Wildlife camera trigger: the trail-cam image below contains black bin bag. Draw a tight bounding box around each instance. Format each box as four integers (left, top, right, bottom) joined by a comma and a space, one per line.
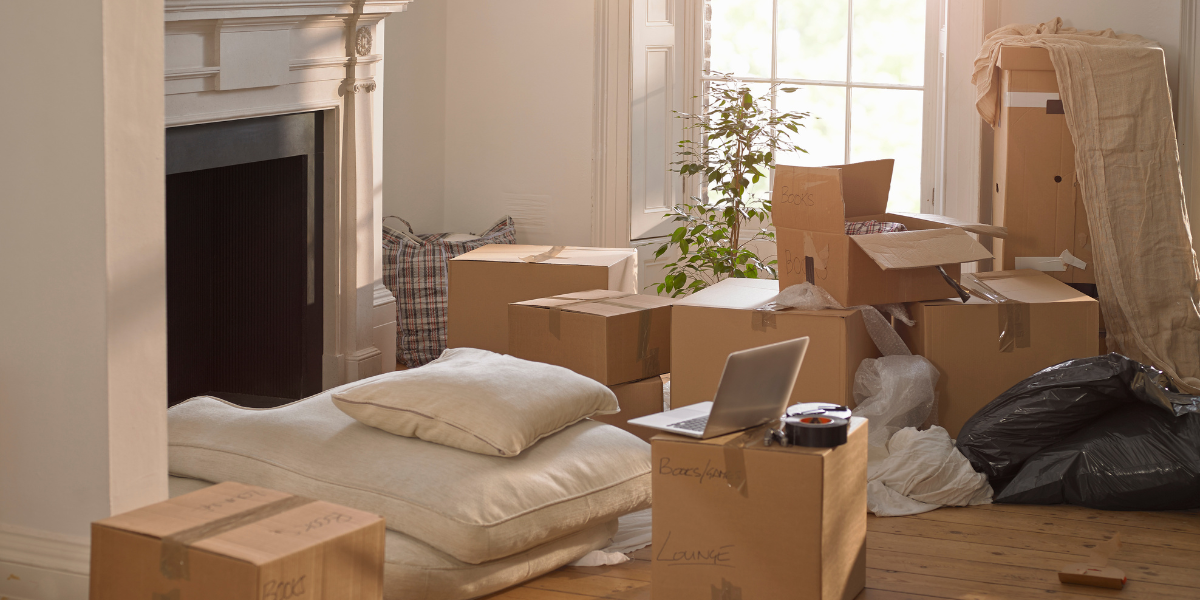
955, 354, 1200, 510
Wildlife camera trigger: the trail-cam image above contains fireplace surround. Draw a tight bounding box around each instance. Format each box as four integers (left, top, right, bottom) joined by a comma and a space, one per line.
165, 0, 409, 391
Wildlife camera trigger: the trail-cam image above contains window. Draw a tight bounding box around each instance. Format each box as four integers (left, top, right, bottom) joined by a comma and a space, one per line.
707, 0, 938, 213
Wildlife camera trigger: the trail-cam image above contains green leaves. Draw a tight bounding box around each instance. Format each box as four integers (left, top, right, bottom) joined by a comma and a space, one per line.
651, 72, 803, 297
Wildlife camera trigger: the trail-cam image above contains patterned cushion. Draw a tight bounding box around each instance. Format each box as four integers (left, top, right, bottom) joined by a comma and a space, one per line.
382, 217, 516, 367
845, 220, 908, 235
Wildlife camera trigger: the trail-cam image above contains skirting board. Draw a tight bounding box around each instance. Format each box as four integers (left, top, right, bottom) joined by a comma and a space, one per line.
0, 523, 89, 600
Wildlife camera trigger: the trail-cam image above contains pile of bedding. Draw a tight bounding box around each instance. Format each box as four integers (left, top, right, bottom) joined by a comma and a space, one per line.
168, 349, 652, 599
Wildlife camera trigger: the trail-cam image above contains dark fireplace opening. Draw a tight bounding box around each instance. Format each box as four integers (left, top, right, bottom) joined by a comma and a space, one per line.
166, 112, 324, 407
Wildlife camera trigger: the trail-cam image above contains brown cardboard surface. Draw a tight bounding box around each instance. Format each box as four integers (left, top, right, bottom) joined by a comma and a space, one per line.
992, 49, 1094, 285
90, 481, 385, 600
650, 418, 867, 600
591, 375, 667, 442
671, 278, 878, 408
773, 160, 994, 305
898, 270, 1099, 437
448, 245, 638, 354
508, 291, 672, 385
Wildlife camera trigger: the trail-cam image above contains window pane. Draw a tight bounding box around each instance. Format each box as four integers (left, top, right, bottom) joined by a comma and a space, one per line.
851, 0, 925, 86
775, 85, 846, 168
698, 82, 774, 204
849, 88, 923, 213
776, 0, 849, 82
709, 0, 773, 78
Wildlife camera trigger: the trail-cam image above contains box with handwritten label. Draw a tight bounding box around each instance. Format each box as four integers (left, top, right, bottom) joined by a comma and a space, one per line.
650, 418, 867, 600
90, 481, 385, 600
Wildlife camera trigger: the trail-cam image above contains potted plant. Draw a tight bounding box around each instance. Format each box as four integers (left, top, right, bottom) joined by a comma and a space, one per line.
654, 73, 809, 297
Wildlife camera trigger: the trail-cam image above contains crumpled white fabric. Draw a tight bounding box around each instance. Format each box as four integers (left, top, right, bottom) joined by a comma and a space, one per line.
867, 426, 992, 517
569, 508, 652, 566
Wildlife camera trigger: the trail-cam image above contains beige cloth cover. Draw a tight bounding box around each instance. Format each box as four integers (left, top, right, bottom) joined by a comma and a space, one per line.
168, 477, 615, 600
168, 391, 650, 565
974, 18, 1200, 393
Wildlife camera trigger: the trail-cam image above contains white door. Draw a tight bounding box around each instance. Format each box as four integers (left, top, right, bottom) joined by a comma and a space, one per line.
629, 0, 687, 241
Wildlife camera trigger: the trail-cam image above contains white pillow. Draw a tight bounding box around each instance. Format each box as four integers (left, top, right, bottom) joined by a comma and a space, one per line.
168, 390, 650, 564
331, 348, 620, 457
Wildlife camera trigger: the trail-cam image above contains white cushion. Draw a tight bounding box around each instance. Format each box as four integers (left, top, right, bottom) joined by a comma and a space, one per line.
168, 477, 614, 600
332, 348, 620, 457
168, 387, 650, 564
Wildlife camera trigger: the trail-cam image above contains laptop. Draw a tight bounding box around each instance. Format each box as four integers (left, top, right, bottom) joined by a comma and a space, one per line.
628, 337, 809, 439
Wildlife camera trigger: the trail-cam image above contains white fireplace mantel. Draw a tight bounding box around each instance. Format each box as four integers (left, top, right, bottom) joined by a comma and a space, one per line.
165, 0, 409, 387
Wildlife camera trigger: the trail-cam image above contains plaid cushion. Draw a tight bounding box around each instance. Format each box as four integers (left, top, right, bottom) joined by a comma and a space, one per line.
845, 220, 908, 235
383, 217, 516, 367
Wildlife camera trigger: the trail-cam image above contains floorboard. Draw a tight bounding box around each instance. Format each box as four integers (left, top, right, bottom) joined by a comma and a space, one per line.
481, 504, 1200, 599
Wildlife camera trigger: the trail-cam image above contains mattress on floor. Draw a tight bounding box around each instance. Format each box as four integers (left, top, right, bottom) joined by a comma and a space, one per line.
169, 477, 613, 600
168, 384, 651, 565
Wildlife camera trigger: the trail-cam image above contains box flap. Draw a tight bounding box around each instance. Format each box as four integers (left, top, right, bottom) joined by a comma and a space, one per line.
95, 482, 295, 539
888, 212, 1008, 239
970, 269, 1094, 304
674, 278, 858, 317
515, 291, 674, 317
850, 228, 993, 270
824, 160, 895, 218
770, 165, 846, 233
997, 45, 1054, 71
450, 244, 636, 267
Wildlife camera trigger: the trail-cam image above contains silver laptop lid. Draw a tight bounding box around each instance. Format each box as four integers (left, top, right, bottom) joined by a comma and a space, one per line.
702, 337, 809, 437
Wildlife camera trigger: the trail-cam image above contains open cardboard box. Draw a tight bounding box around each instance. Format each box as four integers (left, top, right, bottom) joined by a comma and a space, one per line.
773, 159, 1000, 306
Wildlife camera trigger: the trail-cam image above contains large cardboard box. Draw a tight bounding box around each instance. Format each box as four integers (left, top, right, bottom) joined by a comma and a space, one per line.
992, 46, 1095, 284
773, 159, 996, 306
509, 290, 672, 385
591, 375, 668, 442
672, 278, 879, 408
91, 481, 385, 600
651, 417, 867, 600
448, 245, 638, 354
897, 270, 1100, 438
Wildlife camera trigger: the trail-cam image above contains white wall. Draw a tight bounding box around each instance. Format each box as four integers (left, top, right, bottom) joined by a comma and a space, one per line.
383, 1, 448, 235
0, 0, 166, 594
997, 0, 1182, 113
384, 0, 598, 244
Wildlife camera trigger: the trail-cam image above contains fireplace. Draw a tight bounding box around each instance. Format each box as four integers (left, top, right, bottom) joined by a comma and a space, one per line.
166, 113, 324, 406
164, 0, 408, 402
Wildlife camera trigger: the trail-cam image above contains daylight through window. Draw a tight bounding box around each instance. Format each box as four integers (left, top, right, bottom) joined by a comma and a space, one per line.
707, 0, 930, 213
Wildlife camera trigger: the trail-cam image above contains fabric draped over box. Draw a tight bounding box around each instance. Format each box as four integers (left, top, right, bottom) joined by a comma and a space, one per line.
973, 18, 1200, 393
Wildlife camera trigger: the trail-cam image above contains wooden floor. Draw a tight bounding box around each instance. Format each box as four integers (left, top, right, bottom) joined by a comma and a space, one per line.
482, 503, 1200, 600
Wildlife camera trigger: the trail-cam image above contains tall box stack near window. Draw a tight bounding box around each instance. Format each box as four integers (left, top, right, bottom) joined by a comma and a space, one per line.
772, 160, 994, 306
992, 46, 1095, 284
651, 418, 868, 600
897, 270, 1100, 438
447, 245, 638, 354
671, 278, 879, 408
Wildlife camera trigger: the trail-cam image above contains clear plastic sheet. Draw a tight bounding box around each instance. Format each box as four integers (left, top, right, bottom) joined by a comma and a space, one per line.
852, 355, 940, 449
956, 354, 1200, 510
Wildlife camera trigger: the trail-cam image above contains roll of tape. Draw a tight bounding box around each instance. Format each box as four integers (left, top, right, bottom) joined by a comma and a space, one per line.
786, 403, 852, 420
783, 415, 849, 448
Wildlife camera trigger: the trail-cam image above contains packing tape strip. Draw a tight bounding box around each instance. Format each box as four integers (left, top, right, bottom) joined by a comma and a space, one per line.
545, 295, 662, 376
711, 578, 743, 600
750, 310, 777, 332
721, 423, 778, 498
783, 415, 849, 448
519, 245, 566, 263
962, 275, 1031, 352
160, 494, 316, 580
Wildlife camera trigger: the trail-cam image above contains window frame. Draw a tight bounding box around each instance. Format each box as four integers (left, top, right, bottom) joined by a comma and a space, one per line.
701, 0, 945, 214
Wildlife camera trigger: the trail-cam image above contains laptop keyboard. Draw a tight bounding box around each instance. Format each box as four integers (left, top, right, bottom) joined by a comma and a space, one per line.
668, 416, 709, 432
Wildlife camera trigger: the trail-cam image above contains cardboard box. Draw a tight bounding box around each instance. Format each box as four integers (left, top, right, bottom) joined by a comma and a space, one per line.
897, 270, 1100, 438
591, 375, 667, 442
448, 245, 638, 354
90, 481, 385, 600
651, 417, 867, 600
992, 46, 1095, 284
772, 159, 996, 306
671, 278, 879, 408
509, 290, 672, 385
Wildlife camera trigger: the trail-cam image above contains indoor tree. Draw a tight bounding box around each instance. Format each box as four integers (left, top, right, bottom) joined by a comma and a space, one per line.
654, 73, 809, 297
